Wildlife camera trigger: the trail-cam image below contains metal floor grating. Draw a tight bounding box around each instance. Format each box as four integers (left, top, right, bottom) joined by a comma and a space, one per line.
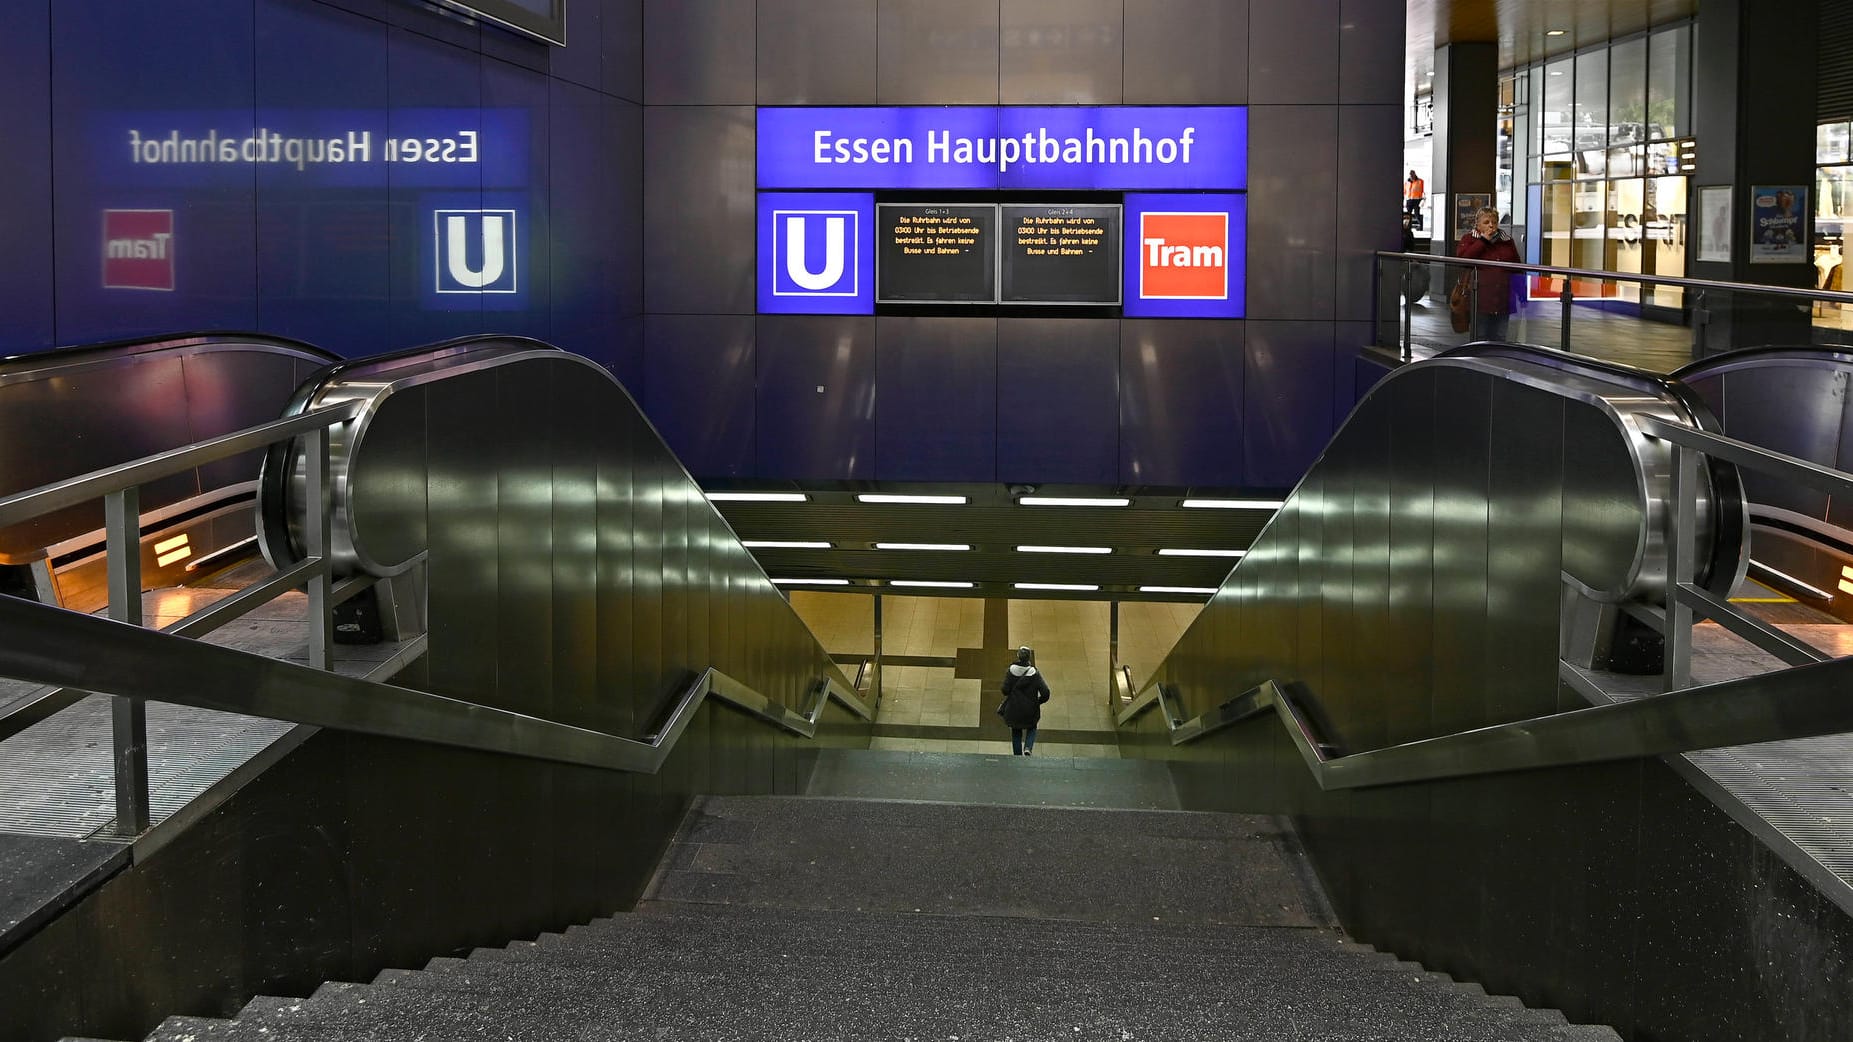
0, 697, 294, 839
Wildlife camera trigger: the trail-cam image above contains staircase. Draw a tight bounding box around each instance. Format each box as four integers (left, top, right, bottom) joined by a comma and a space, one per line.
97, 751, 1620, 1042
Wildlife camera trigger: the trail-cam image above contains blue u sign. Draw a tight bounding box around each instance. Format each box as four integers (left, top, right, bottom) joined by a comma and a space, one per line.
758, 192, 875, 314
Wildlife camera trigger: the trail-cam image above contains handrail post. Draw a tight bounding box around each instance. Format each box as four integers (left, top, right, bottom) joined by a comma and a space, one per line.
1664, 440, 1699, 691
1108, 599, 1120, 711
1559, 277, 1573, 352
1400, 261, 1415, 360
1691, 288, 1709, 357
303, 425, 333, 671
1469, 266, 1480, 339
105, 487, 150, 837
1370, 254, 1381, 345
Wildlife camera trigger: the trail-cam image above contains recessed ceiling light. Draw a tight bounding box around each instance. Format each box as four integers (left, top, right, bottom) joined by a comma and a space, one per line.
742, 540, 832, 549
1179, 498, 1285, 509
1139, 586, 1218, 595
875, 542, 971, 551
1156, 548, 1248, 557
708, 492, 808, 502
771, 577, 850, 585
1546, 28, 1567, 37
1018, 496, 1131, 507
1016, 545, 1112, 554
1014, 582, 1100, 591
889, 580, 975, 588
856, 494, 968, 504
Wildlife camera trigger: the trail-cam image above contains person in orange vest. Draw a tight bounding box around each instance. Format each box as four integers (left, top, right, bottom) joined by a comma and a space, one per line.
1405, 170, 1425, 228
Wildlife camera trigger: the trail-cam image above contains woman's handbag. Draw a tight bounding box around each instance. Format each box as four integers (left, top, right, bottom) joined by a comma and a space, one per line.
1448, 275, 1472, 333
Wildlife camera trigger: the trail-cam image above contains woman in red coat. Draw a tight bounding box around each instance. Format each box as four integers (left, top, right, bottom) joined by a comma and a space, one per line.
1456, 206, 1520, 342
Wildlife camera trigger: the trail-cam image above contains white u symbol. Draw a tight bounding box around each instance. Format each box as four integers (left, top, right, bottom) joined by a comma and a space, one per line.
785, 216, 845, 290
445, 214, 506, 289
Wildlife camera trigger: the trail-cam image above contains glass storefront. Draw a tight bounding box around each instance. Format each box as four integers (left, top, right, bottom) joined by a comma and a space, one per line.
1504, 24, 1695, 314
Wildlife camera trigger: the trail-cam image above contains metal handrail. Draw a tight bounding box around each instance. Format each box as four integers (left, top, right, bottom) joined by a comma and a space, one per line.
0, 592, 872, 773
1377, 250, 1853, 306
1118, 661, 1853, 790
0, 401, 359, 835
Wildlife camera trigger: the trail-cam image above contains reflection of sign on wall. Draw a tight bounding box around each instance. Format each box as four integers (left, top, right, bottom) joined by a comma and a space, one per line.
1139, 212, 1228, 300
757, 193, 876, 315
1750, 185, 1807, 264
434, 209, 518, 293
103, 209, 174, 290
774, 210, 860, 297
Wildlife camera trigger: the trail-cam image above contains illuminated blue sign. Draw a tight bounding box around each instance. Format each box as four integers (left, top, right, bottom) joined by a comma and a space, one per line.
1122, 194, 1246, 318
757, 107, 1247, 191
757, 192, 876, 315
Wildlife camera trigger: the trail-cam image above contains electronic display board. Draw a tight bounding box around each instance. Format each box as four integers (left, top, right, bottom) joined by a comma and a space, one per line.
877, 203, 997, 304
1000, 204, 1121, 305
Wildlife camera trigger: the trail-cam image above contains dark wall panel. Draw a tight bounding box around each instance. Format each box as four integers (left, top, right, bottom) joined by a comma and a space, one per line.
877, 0, 1001, 104
549, 80, 628, 369
643, 314, 756, 476
876, 316, 998, 481
643, 0, 756, 105
1250, 0, 1340, 104
0, 2, 53, 353
52, 1, 260, 345
1339, 0, 1403, 104
643, 105, 755, 315
1246, 321, 1335, 488
999, 0, 1124, 104
756, 315, 878, 479
997, 318, 1120, 484
758, 0, 879, 104
478, 54, 554, 343
1247, 105, 1338, 321
1122, 0, 1249, 104
604, 0, 644, 102
1337, 107, 1403, 322
1120, 320, 1244, 486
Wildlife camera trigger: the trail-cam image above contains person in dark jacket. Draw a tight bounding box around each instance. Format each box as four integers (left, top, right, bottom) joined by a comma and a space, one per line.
999, 646, 1051, 756
1455, 206, 1521, 342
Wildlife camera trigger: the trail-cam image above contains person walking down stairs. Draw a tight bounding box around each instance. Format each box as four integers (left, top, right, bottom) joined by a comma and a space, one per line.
999, 645, 1051, 756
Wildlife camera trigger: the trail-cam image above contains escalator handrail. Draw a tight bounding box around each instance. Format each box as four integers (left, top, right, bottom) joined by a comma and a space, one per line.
0, 330, 337, 372
0, 592, 875, 773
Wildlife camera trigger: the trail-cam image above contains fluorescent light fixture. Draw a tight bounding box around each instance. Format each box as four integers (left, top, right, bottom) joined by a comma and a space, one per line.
1180, 499, 1285, 509
155, 547, 192, 568
1017, 496, 1130, 507
771, 578, 850, 585
856, 493, 968, 504
1840, 579, 1853, 597
1157, 548, 1248, 558
708, 492, 808, 502
742, 540, 832, 549
154, 534, 190, 554
1748, 559, 1834, 601
1139, 586, 1217, 595
1014, 582, 1099, 591
1016, 545, 1112, 554
1545, 28, 1566, 36
875, 542, 971, 551
1842, 564, 1853, 580
889, 580, 975, 588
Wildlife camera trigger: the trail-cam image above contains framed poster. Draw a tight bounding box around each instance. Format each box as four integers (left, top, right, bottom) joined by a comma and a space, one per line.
1454, 193, 1492, 237
1749, 185, 1807, 264
1697, 186, 1732, 263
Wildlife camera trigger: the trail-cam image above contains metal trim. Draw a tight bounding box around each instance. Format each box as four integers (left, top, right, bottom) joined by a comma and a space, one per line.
1376, 250, 1853, 305
1142, 659, 1853, 791
0, 594, 870, 776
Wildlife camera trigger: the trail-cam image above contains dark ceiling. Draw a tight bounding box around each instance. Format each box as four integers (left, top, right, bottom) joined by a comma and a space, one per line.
1405, 0, 1698, 82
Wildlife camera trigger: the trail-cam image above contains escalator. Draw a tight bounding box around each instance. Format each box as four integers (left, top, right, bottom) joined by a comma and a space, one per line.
3, 340, 1852, 1040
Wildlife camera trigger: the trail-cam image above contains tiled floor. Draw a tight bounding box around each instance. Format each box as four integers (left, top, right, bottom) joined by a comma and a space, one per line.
786, 593, 1206, 758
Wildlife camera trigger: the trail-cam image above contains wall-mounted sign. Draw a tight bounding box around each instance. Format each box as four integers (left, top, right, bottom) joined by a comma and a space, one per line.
1121, 194, 1245, 318
757, 192, 877, 315
1697, 185, 1732, 263
1453, 193, 1492, 238
757, 107, 1247, 191
419, 193, 528, 309
1750, 185, 1807, 264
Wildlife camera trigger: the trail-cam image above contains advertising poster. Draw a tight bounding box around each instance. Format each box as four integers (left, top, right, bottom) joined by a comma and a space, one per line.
1453, 193, 1491, 238
1750, 185, 1807, 264
1697, 186, 1732, 263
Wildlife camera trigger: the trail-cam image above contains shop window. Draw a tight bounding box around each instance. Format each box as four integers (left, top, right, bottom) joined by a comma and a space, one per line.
1647, 25, 1690, 141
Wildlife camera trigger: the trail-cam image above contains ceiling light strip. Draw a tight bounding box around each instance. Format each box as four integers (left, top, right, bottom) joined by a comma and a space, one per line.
1013, 582, 1099, 591
1179, 498, 1284, 509
874, 542, 972, 551
1139, 586, 1218, 595
1156, 548, 1248, 557
889, 580, 975, 588
742, 540, 833, 549
857, 494, 968, 504
1017, 496, 1130, 507
1016, 545, 1112, 554
771, 578, 851, 586
708, 492, 808, 502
